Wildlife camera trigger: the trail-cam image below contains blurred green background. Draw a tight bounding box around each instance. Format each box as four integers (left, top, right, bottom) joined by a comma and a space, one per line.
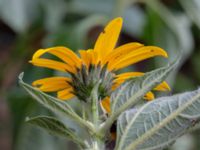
0, 0, 200, 150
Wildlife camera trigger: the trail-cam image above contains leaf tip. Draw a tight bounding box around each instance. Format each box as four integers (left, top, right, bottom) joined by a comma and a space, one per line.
25, 116, 30, 122
18, 72, 24, 81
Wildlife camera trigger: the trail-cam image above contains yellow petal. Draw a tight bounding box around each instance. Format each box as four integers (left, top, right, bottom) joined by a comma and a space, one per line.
32, 47, 81, 70
101, 97, 111, 113
112, 72, 144, 90
79, 50, 90, 67
32, 47, 81, 65
32, 77, 71, 92
87, 50, 98, 65
57, 88, 74, 100
154, 81, 171, 91
115, 72, 144, 82
144, 91, 155, 100
79, 49, 98, 67
102, 42, 144, 65
109, 46, 168, 70
94, 17, 123, 61
30, 58, 76, 73
33, 77, 71, 85
38, 84, 70, 92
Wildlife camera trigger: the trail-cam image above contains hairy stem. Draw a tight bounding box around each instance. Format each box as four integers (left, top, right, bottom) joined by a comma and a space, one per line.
88, 83, 104, 149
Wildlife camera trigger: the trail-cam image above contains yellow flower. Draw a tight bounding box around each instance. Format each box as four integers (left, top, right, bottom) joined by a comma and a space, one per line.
30, 17, 170, 113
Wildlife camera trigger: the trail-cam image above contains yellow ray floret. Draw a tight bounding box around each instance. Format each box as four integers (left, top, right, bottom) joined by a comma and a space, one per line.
102, 42, 144, 66
32, 77, 71, 92
144, 92, 155, 100
108, 46, 168, 70
57, 88, 74, 100
94, 17, 122, 61
30, 58, 75, 73
30, 47, 81, 73
79, 49, 98, 67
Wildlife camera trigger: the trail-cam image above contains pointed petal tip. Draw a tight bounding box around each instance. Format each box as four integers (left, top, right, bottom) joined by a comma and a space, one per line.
152, 47, 168, 58
115, 17, 123, 22
112, 17, 123, 25
152, 81, 171, 92
163, 51, 168, 58
144, 92, 155, 101
163, 82, 171, 91
154, 47, 168, 58
156, 47, 168, 58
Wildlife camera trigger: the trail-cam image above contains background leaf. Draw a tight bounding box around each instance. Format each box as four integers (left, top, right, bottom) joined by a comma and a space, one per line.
179, 0, 200, 29
0, 0, 39, 33
15, 124, 73, 150
144, 0, 194, 86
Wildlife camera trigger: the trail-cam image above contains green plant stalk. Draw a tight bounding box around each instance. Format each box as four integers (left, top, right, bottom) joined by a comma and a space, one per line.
82, 101, 86, 120
92, 92, 99, 127
89, 85, 104, 150
69, 110, 96, 134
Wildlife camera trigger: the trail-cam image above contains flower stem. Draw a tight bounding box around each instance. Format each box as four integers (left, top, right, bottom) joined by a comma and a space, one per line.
89, 83, 105, 149
92, 92, 99, 127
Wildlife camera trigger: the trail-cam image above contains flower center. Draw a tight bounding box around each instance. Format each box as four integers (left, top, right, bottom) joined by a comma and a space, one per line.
69, 64, 114, 102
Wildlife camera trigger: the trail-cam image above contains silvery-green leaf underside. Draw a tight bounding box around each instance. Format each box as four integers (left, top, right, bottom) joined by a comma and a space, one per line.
116, 88, 200, 150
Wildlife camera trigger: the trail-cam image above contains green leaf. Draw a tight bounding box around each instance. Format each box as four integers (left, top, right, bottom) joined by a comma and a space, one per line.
116, 88, 200, 150
26, 116, 87, 148
18, 73, 76, 117
26, 116, 75, 138
111, 62, 177, 114
18, 73, 94, 133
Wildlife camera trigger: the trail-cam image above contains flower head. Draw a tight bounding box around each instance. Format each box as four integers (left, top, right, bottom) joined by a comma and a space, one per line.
30, 17, 170, 113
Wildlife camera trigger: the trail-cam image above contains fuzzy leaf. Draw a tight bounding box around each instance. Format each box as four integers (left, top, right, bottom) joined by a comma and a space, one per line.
111, 62, 177, 114
18, 73, 76, 117
26, 116, 87, 148
18, 73, 93, 133
26, 116, 75, 138
116, 88, 200, 150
